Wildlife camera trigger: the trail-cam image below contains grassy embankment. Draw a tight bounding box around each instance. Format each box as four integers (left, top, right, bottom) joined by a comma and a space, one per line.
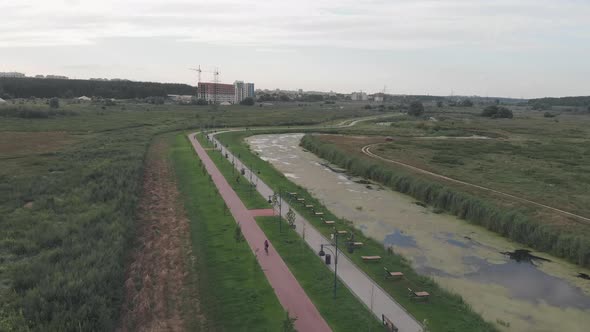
214, 130, 497, 332
0, 101, 376, 331
200, 135, 270, 209
171, 133, 284, 330
197, 132, 383, 331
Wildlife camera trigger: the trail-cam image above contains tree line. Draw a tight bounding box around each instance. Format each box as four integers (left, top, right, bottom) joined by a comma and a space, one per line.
0, 78, 195, 99
528, 96, 590, 107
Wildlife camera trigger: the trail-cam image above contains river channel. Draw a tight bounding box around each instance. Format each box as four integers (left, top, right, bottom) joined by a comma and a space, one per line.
246, 133, 590, 332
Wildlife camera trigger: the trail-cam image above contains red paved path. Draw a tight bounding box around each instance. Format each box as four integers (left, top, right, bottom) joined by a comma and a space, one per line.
250, 208, 276, 217
188, 134, 332, 332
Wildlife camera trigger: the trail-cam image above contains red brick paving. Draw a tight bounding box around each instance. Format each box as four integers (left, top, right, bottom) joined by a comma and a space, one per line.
250, 208, 276, 217
188, 134, 332, 332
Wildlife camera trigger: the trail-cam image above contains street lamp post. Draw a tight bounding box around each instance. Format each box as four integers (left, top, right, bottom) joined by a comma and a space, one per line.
318, 230, 339, 299
249, 164, 253, 196
279, 187, 282, 233
271, 190, 283, 233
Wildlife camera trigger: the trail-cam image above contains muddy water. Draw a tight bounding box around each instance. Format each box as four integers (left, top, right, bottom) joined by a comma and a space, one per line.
247, 133, 590, 332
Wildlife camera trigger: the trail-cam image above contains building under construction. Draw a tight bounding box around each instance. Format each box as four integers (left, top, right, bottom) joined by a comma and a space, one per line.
197, 82, 235, 104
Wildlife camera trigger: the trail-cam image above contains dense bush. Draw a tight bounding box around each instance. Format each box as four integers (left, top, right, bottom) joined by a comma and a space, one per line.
408, 101, 424, 117
240, 97, 255, 106
459, 99, 474, 107
49, 98, 59, 108
300, 134, 590, 268
481, 105, 513, 118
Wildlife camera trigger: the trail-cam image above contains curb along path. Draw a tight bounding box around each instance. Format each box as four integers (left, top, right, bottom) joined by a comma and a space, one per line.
188, 134, 332, 332
208, 132, 423, 332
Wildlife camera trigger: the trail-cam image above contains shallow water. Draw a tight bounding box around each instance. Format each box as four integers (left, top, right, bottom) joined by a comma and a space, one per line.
247, 133, 590, 332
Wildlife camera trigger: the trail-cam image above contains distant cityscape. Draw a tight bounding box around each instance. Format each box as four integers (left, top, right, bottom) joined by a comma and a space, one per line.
0, 71, 523, 104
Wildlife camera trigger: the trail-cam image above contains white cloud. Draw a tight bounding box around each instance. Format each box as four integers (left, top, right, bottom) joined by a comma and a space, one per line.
1, 0, 589, 50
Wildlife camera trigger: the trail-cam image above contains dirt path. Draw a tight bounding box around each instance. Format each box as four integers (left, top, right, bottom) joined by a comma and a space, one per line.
362, 143, 590, 224
188, 133, 332, 332
118, 138, 205, 331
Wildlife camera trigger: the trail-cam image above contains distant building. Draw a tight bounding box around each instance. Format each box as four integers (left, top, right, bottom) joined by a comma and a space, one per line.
0, 72, 25, 78
77, 96, 92, 102
372, 93, 385, 102
34, 75, 45, 79
351, 92, 368, 101
167, 94, 194, 104
244, 83, 255, 99
234, 81, 244, 103
233, 81, 255, 103
46, 75, 69, 79
198, 82, 235, 104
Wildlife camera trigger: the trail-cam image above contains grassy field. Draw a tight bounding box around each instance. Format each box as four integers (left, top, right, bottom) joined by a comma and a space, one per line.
171, 134, 285, 331
321, 107, 590, 219
0, 100, 377, 330
195, 131, 385, 331
306, 107, 590, 268
215, 130, 497, 332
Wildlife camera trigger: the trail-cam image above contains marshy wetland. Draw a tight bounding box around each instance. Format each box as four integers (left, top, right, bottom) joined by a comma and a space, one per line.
247, 133, 590, 332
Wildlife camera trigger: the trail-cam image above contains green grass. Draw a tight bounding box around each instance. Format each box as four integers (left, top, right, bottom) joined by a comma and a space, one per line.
193, 130, 383, 331
257, 216, 383, 332
376, 137, 590, 218
0, 100, 378, 330
171, 133, 284, 331
214, 130, 497, 332
196, 133, 270, 209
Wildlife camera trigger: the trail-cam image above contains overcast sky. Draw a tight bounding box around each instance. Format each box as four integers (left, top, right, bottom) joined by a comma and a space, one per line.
1, 0, 589, 98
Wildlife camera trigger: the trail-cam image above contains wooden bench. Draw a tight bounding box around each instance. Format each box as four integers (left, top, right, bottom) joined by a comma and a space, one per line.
323, 220, 335, 225
288, 192, 298, 196
382, 314, 399, 332
408, 288, 430, 301
361, 256, 382, 262
305, 204, 314, 209
296, 198, 305, 203
314, 212, 324, 216
336, 230, 348, 235
384, 267, 403, 279
352, 242, 364, 247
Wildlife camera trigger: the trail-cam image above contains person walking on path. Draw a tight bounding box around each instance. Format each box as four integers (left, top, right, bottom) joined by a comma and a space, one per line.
264, 239, 269, 255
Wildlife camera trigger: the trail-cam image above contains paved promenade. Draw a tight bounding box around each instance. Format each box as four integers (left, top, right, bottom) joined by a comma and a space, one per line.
210, 132, 423, 332
188, 134, 332, 332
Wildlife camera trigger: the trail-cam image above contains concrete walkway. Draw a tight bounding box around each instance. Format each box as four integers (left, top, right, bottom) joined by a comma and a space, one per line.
208, 132, 423, 332
188, 134, 331, 332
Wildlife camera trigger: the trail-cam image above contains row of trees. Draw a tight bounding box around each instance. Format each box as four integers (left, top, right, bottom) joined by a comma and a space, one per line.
299, 135, 590, 268
0, 78, 194, 99
528, 96, 590, 107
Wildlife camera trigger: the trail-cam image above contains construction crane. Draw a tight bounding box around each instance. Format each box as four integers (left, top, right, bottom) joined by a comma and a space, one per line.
189, 65, 203, 83
189, 66, 221, 105
189, 65, 220, 84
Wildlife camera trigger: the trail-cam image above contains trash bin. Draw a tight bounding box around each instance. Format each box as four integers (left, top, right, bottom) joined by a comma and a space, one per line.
325, 254, 331, 265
